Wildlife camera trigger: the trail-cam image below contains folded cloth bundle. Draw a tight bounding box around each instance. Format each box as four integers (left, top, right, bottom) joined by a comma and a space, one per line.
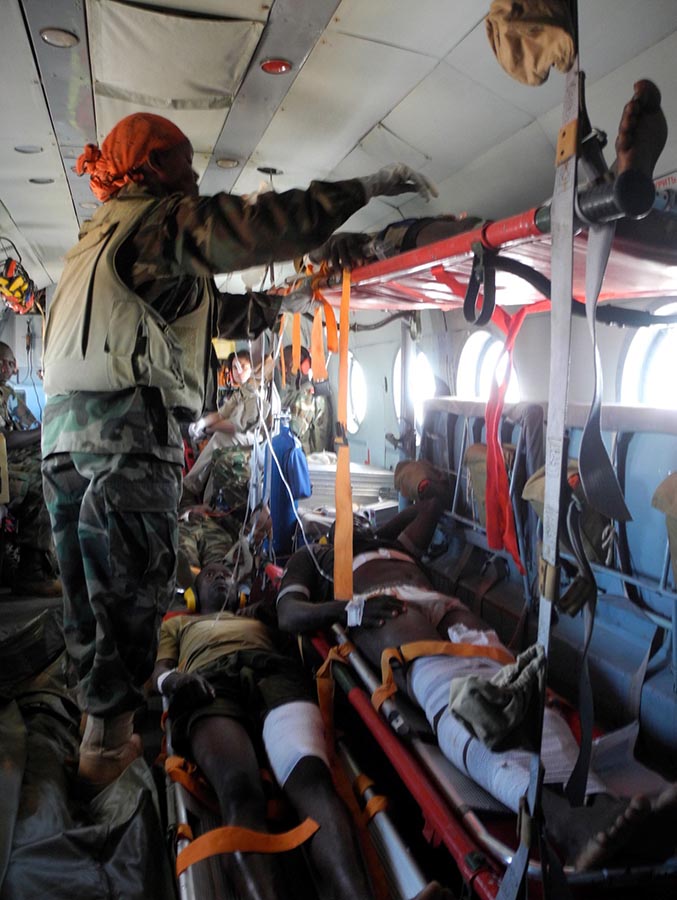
449, 643, 545, 750
485, 0, 575, 86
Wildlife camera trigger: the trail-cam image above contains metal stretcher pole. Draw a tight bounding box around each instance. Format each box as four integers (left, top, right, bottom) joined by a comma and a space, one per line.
337, 740, 427, 900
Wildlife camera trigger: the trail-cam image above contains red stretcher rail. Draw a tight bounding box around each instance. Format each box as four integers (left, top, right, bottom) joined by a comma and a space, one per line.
310, 634, 504, 900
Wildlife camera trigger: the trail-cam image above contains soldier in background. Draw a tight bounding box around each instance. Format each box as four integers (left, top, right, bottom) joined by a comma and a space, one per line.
0, 341, 59, 596
280, 345, 334, 456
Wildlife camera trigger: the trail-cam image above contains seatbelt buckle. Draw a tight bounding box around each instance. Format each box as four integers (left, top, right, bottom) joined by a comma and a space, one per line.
538, 555, 560, 602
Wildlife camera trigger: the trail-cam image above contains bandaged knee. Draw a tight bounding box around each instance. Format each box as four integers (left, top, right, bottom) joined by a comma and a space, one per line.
262, 701, 329, 786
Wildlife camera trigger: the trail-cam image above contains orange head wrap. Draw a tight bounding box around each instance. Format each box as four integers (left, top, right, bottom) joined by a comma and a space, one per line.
76, 113, 189, 202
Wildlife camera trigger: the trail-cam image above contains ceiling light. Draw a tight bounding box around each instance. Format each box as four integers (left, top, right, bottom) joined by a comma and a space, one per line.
40, 28, 80, 48
260, 58, 292, 75
216, 158, 239, 169
15, 145, 43, 154
29, 177, 54, 185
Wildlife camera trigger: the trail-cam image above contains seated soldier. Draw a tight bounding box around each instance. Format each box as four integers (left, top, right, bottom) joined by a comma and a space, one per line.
0, 341, 59, 595
277, 499, 677, 872
183, 349, 268, 506
280, 345, 333, 456
153, 560, 374, 900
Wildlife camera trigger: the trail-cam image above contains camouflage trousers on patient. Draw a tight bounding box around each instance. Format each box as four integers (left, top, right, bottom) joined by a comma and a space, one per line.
206, 445, 252, 514
178, 512, 240, 570
8, 443, 55, 556
42, 451, 182, 717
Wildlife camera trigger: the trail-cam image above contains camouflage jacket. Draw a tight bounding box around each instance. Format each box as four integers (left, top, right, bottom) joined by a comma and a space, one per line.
43, 178, 366, 462
0, 384, 39, 432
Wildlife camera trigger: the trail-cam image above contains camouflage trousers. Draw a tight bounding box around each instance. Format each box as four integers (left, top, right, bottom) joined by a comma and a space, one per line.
8, 443, 54, 554
178, 512, 240, 570
42, 451, 182, 716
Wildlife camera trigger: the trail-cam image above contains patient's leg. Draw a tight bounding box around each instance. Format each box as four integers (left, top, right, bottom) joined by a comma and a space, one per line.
614, 79, 667, 179
190, 715, 290, 900
285, 756, 374, 900
263, 701, 373, 899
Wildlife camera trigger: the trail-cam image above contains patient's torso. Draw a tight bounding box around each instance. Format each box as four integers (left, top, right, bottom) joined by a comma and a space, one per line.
170, 613, 275, 673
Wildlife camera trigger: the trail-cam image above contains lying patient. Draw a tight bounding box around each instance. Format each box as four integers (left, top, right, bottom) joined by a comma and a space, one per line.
277, 499, 677, 871
153, 561, 449, 900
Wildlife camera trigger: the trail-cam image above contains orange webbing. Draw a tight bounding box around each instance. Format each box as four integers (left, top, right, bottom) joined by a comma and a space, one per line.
310, 305, 328, 381
354, 774, 375, 797
175, 818, 320, 876
363, 795, 388, 824
372, 640, 515, 711
279, 314, 287, 387
176, 823, 194, 842
315, 642, 353, 751
333, 268, 354, 602
292, 313, 301, 374
165, 755, 220, 815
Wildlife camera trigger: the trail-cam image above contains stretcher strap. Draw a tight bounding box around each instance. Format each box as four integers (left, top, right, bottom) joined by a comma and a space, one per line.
316, 642, 353, 750
165, 755, 220, 815
363, 795, 388, 824
372, 640, 515, 711
310, 305, 328, 381
279, 314, 287, 387
175, 818, 320, 876
333, 268, 354, 602
292, 313, 301, 374
354, 774, 375, 797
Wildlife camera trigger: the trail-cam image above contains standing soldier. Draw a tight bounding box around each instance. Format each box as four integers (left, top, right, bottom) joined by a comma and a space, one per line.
40, 112, 435, 786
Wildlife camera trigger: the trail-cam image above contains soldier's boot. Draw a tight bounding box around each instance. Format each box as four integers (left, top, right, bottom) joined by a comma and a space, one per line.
78, 711, 143, 787
13, 547, 62, 597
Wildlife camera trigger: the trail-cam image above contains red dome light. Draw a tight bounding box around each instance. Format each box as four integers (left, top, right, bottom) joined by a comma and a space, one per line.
260, 58, 292, 75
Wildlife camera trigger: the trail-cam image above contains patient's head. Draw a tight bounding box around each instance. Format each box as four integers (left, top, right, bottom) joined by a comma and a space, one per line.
195, 562, 238, 613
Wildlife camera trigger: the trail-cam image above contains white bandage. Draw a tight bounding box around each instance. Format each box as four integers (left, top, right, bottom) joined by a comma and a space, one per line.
345, 597, 365, 627
262, 702, 329, 786
156, 669, 177, 695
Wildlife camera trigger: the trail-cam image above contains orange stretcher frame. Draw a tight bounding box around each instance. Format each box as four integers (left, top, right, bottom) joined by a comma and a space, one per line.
316, 207, 677, 311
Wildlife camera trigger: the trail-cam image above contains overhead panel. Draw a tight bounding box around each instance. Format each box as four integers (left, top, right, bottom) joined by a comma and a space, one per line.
132, 0, 269, 20
0, 0, 79, 287
242, 30, 438, 184
327, 0, 483, 59
87, 0, 264, 177
382, 62, 532, 186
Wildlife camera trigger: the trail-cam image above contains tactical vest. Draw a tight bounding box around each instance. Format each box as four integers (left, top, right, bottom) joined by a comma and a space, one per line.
43, 193, 212, 419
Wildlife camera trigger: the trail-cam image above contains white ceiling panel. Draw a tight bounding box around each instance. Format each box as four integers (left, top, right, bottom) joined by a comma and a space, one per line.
0, 0, 78, 286
406, 122, 557, 223
537, 31, 677, 180
328, 0, 483, 59
88, 0, 263, 154
330, 124, 430, 180
248, 30, 438, 178
134, 0, 270, 21
382, 62, 533, 185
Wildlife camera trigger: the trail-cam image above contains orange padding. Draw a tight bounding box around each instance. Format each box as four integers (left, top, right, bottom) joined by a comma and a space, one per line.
165, 755, 220, 815
175, 817, 320, 876
372, 640, 516, 711
363, 795, 388, 824
354, 773, 374, 797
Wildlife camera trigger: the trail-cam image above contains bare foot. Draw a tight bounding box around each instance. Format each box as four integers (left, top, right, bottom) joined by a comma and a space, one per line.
615, 79, 668, 179
574, 783, 677, 872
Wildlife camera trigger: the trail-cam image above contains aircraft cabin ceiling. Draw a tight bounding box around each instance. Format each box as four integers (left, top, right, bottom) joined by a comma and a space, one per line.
1, 0, 676, 291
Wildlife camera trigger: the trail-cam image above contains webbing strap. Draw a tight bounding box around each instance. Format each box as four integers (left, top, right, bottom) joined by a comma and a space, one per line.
578, 224, 631, 521
372, 640, 515, 711
292, 313, 302, 374
175, 818, 320, 876
278, 314, 287, 387
315, 643, 353, 750
310, 305, 328, 381
165, 755, 220, 815
363, 795, 388, 823
333, 269, 354, 602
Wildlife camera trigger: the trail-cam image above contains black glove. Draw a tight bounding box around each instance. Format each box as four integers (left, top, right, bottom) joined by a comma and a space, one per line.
308, 232, 372, 271
279, 283, 317, 315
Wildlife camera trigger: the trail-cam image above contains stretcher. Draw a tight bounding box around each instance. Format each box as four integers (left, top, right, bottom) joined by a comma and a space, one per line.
306, 626, 677, 899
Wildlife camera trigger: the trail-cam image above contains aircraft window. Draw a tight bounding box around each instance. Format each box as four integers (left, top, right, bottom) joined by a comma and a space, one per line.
457, 331, 520, 401
347, 351, 367, 433
392, 349, 437, 429
620, 302, 677, 407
